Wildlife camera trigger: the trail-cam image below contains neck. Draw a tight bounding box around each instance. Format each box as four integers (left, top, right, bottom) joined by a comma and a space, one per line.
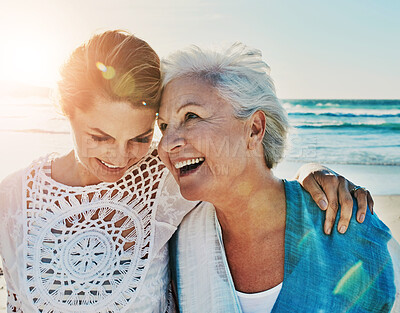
215, 170, 286, 241
52, 151, 101, 187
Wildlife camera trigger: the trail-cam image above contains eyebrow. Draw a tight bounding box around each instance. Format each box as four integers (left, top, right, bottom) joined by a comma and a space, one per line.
89, 127, 154, 139
177, 102, 203, 114
158, 102, 203, 121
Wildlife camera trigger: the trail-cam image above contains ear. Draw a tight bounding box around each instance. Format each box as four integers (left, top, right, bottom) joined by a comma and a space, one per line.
248, 110, 266, 150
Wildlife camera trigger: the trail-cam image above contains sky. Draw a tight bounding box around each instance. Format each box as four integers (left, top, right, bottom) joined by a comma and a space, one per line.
0, 0, 399, 99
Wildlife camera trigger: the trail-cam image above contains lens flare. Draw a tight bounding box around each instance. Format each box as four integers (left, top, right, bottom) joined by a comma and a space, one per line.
96, 62, 107, 72
96, 62, 116, 80
111, 74, 135, 97
102, 66, 116, 80
333, 260, 364, 295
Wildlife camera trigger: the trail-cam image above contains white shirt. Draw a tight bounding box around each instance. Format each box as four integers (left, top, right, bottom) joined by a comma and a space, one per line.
0, 148, 196, 312
237, 282, 283, 313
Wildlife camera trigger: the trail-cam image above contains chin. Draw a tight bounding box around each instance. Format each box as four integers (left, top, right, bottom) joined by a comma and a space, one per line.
99, 176, 121, 183
178, 184, 206, 202
98, 172, 126, 183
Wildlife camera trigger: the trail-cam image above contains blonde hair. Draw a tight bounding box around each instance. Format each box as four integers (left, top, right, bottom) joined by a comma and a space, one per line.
58, 30, 161, 117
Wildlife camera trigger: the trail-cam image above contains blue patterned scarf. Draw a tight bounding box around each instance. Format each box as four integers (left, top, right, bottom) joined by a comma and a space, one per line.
170, 180, 400, 312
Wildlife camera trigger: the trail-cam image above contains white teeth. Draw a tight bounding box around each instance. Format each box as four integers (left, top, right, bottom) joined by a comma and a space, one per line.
174, 157, 204, 169
100, 160, 122, 169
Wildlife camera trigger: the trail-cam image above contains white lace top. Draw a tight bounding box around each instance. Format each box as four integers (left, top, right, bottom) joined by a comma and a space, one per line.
0, 148, 196, 313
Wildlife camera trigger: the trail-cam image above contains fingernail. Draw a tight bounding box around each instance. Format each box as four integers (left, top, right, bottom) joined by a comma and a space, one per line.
325, 225, 331, 235
359, 214, 365, 223
319, 199, 328, 210
339, 225, 347, 234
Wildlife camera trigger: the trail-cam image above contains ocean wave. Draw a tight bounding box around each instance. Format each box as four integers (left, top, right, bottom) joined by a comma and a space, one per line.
282, 100, 400, 116
284, 106, 400, 116
285, 157, 400, 166
283, 99, 400, 108
0, 96, 52, 106
289, 112, 400, 118
0, 129, 70, 135
0, 115, 27, 119
295, 123, 400, 131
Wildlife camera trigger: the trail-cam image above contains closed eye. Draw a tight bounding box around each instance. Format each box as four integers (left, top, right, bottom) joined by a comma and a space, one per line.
130, 135, 152, 143
91, 135, 110, 142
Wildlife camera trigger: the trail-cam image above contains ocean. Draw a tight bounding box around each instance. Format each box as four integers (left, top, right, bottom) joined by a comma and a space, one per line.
0, 97, 399, 194
283, 99, 400, 166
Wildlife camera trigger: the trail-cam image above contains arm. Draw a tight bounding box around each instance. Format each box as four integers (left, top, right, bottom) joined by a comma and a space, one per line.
295, 163, 374, 235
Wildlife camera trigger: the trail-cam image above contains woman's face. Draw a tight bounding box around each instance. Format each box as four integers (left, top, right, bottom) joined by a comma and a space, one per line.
69, 97, 156, 184
158, 77, 250, 202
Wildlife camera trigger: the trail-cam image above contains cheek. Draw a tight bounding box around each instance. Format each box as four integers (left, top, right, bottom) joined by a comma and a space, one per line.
130, 142, 152, 159
135, 143, 151, 159
73, 135, 107, 159
157, 144, 173, 170
201, 132, 241, 161
206, 134, 247, 177
157, 144, 166, 163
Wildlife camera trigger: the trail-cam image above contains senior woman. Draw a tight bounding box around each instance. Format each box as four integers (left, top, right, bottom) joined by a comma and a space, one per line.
158, 43, 400, 312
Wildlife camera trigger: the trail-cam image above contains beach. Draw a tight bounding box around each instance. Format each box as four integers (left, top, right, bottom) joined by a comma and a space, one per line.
0, 98, 399, 310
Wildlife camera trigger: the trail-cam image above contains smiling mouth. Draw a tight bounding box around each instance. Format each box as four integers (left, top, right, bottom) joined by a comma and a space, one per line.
96, 158, 125, 171
174, 157, 205, 176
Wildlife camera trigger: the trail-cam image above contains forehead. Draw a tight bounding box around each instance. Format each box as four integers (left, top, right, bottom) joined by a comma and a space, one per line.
160, 77, 225, 114
74, 98, 156, 133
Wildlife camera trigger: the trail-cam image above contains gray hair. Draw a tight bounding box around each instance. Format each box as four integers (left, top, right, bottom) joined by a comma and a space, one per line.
161, 42, 289, 168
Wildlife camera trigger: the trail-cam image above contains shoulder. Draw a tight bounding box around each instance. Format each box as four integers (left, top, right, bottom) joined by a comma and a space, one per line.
284, 179, 396, 260
0, 168, 25, 192
284, 180, 398, 269
156, 171, 200, 225
284, 180, 322, 225
0, 165, 28, 228
0, 154, 52, 199
283, 181, 398, 308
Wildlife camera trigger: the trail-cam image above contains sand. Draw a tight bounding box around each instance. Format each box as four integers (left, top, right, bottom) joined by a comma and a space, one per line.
0, 195, 399, 311
374, 195, 400, 242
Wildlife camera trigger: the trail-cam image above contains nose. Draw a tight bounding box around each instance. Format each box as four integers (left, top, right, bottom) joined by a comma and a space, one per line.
105, 143, 131, 167
159, 127, 186, 154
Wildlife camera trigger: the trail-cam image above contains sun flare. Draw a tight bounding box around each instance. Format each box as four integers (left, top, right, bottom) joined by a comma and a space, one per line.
0, 37, 61, 87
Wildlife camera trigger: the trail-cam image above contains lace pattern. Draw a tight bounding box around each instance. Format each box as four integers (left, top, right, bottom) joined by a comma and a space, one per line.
22, 149, 168, 312
7, 291, 22, 313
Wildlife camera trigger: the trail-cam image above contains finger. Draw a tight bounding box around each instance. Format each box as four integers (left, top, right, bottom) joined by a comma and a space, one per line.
367, 191, 374, 214
354, 189, 368, 223
336, 176, 354, 233
314, 173, 339, 235
301, 174, 328, 211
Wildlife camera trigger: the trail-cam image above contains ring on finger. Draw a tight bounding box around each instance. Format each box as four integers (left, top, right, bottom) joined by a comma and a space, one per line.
350, 185, 367, 195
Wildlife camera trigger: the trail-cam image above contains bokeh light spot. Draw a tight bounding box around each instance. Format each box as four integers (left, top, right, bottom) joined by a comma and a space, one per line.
96, 62, 107, 72
111, 74, 135, 97
102, 66, 116, 80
